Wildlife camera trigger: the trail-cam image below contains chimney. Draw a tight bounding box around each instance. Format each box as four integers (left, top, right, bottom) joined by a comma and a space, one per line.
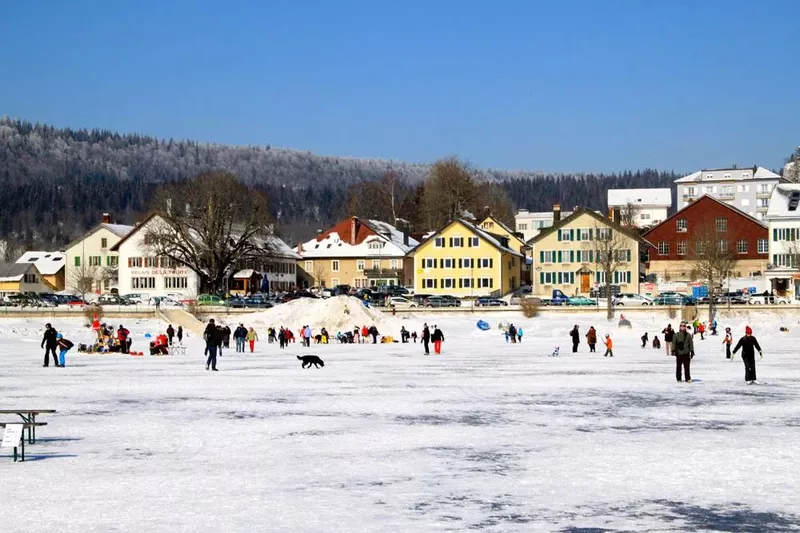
553, 204, 561, 223
612, 207, 621, 223
608, 207, 614, 220
102, 213, 111, 224
351, 217, 359, 244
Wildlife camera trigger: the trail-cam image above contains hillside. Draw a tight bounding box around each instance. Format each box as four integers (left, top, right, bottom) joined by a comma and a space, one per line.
0, 117, 681, 257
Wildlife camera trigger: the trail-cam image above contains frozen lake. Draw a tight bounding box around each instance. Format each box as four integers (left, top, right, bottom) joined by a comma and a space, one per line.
2, 312, 800, 532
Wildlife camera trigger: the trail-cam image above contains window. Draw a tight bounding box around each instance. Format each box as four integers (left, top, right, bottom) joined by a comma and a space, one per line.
758, 239, 768, 254
483, 222, 495, 229
542, 251, 555, 263
128, 257, 142, 268
104, 279, 110, 290
773, 228, 798, 241
460, 258, 475, 269
742, 172, 751, 178
685, 186, 696, 197
460, 278, 473, 288
758, 198, 769, 208
477, 278, 494, 288
422, 258, 436, 269
331, 260, 340, 272
478, 258, 493, 268
737, 240, 748, 254
677, 241, 687, 255
759, 184, 771, 194
596, 228, 612, 240
738, 184, 749, 193
74, 256, 81, 267
559, 229, 572, 241
595, 271, 607, 283
640, 213, 650, 220
132, 277, 156, 289
441, 258, 454, 269
468, 237, 479, 247
716, 217, 727, 232
517, 223, 528, 231
676, 219, 687, 232
23, 273, 37, 283
658, 242, 670, 255
724, 173, 731, 179
89, 256, 102, 266
434, 237, 445, 248
717, 240, 728, 253
422, 278, 437, 289
390, 259, 400, 269
356, 260, 365, 271
741, 198, 750, 207
451, 237, 464, 247
371, 259, 380, 269
705, 186, 714, 194
305, 261, 313, 272
331, 278, 339, 287
695, 241, 706, 256
100, 238, 108, 249
720, 185, 734, 197
579, 229, 591, 240
165, 277, 188, 289
368, 241, 385, 250
441, 278, 456, 289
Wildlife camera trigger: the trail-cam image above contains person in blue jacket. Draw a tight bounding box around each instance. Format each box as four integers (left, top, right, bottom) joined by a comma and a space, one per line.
517, 326, 523, 343
56, 333, 74, 367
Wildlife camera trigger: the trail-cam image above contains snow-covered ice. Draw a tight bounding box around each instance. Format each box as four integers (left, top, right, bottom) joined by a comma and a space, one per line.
1, 310, 800, 532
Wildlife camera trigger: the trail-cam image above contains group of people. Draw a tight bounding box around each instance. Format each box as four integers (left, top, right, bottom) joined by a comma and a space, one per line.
504, 323, 524, 343
570, 325, 610, 355
40, 323, 74, 367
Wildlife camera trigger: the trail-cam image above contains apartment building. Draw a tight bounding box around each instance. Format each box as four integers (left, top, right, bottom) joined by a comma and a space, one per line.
514, 209, 573, 242
765, 184, 800, 298
607, 188, 672, 228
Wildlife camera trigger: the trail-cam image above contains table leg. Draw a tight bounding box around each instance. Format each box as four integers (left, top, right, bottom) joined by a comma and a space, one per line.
20, 435, 25, 462
31, 414, 36, 444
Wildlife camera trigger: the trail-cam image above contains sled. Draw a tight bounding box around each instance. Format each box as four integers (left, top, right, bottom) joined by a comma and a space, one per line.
476, 320, 490, 331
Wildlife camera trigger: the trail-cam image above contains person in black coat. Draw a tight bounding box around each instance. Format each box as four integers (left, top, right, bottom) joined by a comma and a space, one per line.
204, 319, 220, 371
661, 324, 675, 356
41, 323, 60, 367
570, 325, 580, 353
368, 325, 379, 344
732, 326, 763, 384
177, 326, 184, 344
222, 325, 231, 349
431, 325, 445, 354
166, 324, 175, 346
508, 323, 517, 344
422, 324, 431, 355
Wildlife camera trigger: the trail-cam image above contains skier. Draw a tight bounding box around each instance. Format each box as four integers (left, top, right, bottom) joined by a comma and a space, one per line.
585, 326, 597, 353
204, 319, 219, 371
247, 327, 258, 353
640, 332, 649, 349
177, 326, 183, 344
732, 326, 763, 384
166, 324, 175, 346
603, 334, 613, 357
661, 324, 675, 357
672, 321, 694, 383
422, 323, 431, 355
723, 327, 733, 359
41, 323, 60, 367
570, 325, 580, 353
56, 333, 74, 367
432, 325, 444, 355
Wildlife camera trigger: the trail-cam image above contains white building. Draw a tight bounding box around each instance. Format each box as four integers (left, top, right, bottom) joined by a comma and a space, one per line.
231, 235, 301, 294
63, 214, 135, 294
765, 183, 800, 298
514, 209, 573, 243
607, 188, 671, 228
675, 166, 786, 220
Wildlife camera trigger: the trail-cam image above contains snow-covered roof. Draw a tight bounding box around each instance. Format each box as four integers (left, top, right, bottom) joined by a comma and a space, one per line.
766, 184, 800, 220
102, 223, 136, 238
15, 251, 65, 275
675, 166, 782, 184
298, 218, 418, 259
607, 188, 672, 208
263, 235, 302, 260
0, 262, 36, 282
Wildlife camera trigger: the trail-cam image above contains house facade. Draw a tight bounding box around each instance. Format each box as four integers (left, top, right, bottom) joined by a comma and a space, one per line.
765, 184, 800, 297
642, 195, 769, 282
63, 214, 134, 294
229, 236, 301, 294
0, 263, 51, 296
607, 188, 672, 228
296, 217, 418, 289
477, 215, 530, 283
529, 208, 644, 297
408, 219, 523, 297
514, 208, 573, 243
15, 251, 66, 291
675, 166, 786, 220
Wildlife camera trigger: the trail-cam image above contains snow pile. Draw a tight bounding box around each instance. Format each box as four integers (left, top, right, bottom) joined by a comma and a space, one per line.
237, 296, 409, 334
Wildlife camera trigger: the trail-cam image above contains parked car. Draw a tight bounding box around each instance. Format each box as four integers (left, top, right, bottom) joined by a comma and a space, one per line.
475, 297, 508, 307
149, 296, 184, 308
332, 284, 352, 296
652, 292, 696, 306
95, 294, 132, 306
748, 294, 791, 305
715, 292, 750, 305
197, 294, 225, 306
612, 293, 653, 306
423, 295, 460, 308
567, 296, 597, 306
61, 295, 85, 306
387, 296, 417, 309
404, 285, 415, 296
121, 293, 150, 304
440, 295, 462, 307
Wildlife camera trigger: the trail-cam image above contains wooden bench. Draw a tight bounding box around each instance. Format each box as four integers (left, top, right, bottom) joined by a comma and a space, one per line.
0, 410, 56, 444
0, 422, 47, 462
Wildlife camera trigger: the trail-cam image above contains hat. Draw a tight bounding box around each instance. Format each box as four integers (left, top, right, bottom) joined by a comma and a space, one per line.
56, 333, 63, 339
745, 326, 753, 335
605, 334, 610, 337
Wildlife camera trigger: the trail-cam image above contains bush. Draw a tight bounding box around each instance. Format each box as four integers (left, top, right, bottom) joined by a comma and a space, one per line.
84, 304, 103, 324
520, 298, 539, 318
666, 305, 677, 319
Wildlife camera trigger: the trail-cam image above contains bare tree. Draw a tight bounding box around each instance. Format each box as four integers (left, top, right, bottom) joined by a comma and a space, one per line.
592, 223, 634, 319
474, 182, 516, 228
620, 201, 641, 228
69, 262, 96, 301
312, 261, 327, 288
144, 172, 276, 293
343, 171, 407, 225
690, 221, 738, 322
422, 158, 478, 229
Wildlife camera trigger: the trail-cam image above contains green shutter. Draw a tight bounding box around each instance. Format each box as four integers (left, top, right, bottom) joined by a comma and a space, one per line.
589, 250, 594, 263
570, 229, 574, 241
540, 272, 544, 284
576, 229, 582, 242
774, 229, 778, 241
74, 256, 81, 267
557, 272, 562, 284
557, 251, 562, 263
627, 249, 631, 262
540, 250, 544, 263
588, 229, 593, 240
570, 250, 575, 263
558, 231, 562, 242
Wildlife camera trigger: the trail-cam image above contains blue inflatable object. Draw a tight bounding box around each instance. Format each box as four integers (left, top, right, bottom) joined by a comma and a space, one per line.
476, 320, 490, 331
144, 333, 152, 338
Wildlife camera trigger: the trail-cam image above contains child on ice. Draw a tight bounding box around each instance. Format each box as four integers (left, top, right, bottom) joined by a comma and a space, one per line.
56, 333, 74, 367
603, 334, 613, 357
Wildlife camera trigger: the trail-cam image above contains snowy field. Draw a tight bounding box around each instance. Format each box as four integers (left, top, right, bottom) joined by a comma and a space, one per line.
2, 310, 800, 532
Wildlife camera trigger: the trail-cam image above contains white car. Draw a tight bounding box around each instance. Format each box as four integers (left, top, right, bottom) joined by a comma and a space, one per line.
387, 296, 417, 308
612, 293, 653, 306
747, 295, 791, 305
121, 293, 150, 304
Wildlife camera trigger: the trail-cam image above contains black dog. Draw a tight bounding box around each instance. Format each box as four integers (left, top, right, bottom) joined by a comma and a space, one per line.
297, 355, 325, 369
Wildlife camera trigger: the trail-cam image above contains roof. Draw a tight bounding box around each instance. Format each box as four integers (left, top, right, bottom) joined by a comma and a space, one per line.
766, 184, 800, 220
515, 210, 574, 220
675, 166, 783, 184
408, 219, 524, 258
607, 188, 672, 208
0, 262, 36, 282
15, 251, 66, 275
63, 222, 135, 252
476, 215, 525, 245
233, 269, 256, 279
642, 195, 768, 241
298, 217, 418, 258
527, 207, 650, 247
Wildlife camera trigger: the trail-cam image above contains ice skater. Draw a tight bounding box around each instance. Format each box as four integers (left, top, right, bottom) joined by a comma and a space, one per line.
585, 326, 597, 353
56, 333, 74, 367
661, 324, 675, 356
571, 325, 580, 353
732, 326, 763, 384
422, 323, 431, 355
640, 332, 649, 348
672, 321, 694, 383
723, 327, 733, 359
204, 319, 219, 371
41, 323, 60, 367
432, 325, 444, 355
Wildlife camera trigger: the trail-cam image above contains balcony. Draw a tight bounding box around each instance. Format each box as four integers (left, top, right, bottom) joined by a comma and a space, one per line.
756, 191, 772, 199
717, 193, 736, 200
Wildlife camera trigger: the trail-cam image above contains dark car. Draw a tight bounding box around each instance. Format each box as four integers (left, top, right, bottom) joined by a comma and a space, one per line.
653, 292, 696, 306
439, 295, 462, 307
475, 297, 508, 307
95, 295, 132, 306
424, 295, 459, 308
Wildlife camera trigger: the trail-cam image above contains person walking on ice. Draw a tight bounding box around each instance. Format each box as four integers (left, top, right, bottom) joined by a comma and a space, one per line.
247, 327, 258, 353
41, 323, 60, 367
431, 325, 444, 355
603, 334, 613, 357
732, 326, 763, 384
585, 326, 597, 353
662, 324, 675, 356
672, 321, 694, 383
570, 325, 580, 353
723, 327, 733, 359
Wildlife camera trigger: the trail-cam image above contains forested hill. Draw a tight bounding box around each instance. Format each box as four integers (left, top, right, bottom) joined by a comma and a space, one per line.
0, 117, 681, 257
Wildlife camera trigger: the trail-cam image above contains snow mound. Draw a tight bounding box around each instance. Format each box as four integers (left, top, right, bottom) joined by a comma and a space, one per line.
240, 296, 407, 334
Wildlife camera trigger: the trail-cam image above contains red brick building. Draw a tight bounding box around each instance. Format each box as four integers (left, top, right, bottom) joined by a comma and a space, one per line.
642, 195, 769, 281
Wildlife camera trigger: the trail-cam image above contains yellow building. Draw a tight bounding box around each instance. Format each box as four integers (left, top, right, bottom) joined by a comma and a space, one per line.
408, 219, 523, 297
477, 215, 529, 282
529, 207, 647, 297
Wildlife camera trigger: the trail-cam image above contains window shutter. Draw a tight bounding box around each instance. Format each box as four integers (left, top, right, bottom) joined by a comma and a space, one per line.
627, 249, 631, 262
589, 250, 594, 263
570, 250, 575, 263
540, 250, 544, 263
588, 229, 593, 240
557, 251, 562, 263
458, 279, 462, 288
570, 229, 574, 241
557, 272, 562, 284
458, 258, 462, 268
540, 272, 544, 284
773, 229, 777, 241
489, 258, 493, 268
558, 231, 562, 242
576, 230, 582, 242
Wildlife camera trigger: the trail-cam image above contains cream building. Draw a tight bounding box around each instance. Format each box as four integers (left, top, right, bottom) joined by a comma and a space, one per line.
63, 214, 134, 294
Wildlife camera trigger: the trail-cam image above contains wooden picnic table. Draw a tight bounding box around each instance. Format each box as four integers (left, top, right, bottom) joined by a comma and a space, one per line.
0, 410, 56, 444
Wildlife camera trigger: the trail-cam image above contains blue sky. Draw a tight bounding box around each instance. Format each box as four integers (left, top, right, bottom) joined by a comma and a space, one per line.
1, 0, 798, 172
